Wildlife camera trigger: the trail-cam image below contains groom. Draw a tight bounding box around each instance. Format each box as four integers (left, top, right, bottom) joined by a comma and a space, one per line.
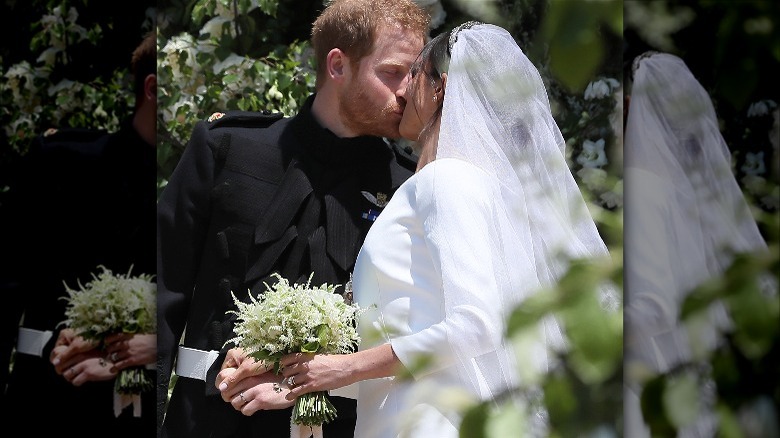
156, 1, 430, 437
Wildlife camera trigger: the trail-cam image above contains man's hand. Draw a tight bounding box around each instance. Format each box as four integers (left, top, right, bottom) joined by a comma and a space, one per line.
50, 333, 100, 375
104, 333, 156, 372
62, 357, 117, 386
215, 347, 273, 391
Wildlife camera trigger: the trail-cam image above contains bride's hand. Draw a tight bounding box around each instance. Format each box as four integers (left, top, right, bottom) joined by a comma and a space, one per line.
279, 352, 353, 400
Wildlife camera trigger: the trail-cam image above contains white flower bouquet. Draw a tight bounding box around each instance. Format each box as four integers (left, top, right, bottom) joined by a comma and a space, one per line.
59, 265, 156, 395
226, 273, 366, 427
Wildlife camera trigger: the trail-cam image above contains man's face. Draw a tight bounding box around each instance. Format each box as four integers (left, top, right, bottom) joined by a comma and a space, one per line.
339, 24, 424, 139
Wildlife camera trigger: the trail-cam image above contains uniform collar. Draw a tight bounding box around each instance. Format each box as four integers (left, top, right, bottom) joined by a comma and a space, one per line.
290, 94, 393, 166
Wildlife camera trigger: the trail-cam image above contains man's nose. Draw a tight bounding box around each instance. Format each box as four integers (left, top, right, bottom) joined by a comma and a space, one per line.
396, 73, 410, 99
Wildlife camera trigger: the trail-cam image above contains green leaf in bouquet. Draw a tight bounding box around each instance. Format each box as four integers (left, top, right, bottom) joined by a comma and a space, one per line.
301, 341, 321, 354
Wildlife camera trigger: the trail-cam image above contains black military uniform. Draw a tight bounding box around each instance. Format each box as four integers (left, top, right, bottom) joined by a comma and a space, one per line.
157, 94, 417, 437
3, 118, 156, 437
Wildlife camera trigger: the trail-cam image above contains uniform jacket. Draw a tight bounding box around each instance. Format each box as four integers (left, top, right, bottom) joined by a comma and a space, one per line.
157, 94, 417, 437
2, 118, 156, 436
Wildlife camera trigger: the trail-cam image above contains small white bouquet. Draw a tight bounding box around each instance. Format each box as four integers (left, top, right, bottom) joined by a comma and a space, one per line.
226, 272, 366, 427
59, 265, 156, 395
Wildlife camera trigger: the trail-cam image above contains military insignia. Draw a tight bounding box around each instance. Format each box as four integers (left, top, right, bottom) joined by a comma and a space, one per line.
361, 191, 388, 208
361, 208, 380, 222
207, 112, 225, 123
43, 128, 58, 137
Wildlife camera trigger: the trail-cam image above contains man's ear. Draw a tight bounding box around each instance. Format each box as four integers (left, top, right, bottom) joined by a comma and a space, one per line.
326, 48, 351, 83
144, 74, 156, 102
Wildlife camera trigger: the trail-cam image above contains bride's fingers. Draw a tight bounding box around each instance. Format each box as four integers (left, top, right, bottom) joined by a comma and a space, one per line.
279, 352, 314, 368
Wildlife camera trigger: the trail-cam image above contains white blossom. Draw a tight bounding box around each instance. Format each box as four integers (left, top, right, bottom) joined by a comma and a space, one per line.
60, 266, 156, 340
212, 53, 249, 75
584, 78, 620, 100
747, 99, 778, 118
161, 33, 199, 78
227, 273, 366, 361
36, 47, 61, 66
47, 78, 76, 96
577, 138, 608, 168
200, 16, 235, 41
741, 152, 766, 176
600, 180, 623, 209
577, 167, 608, 191
761, 186, 779, 211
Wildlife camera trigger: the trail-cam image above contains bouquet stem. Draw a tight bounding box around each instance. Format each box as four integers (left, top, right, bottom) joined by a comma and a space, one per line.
292, 391, 337, 427
115, 366, 154, 395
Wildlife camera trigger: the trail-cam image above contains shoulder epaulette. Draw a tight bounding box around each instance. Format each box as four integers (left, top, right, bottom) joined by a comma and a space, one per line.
37, 127, 109, 144
28, 127, 110, 159
206, 110, 284, 130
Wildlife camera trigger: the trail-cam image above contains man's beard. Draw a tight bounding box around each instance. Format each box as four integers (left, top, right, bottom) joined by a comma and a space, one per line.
339, 80, 401, 139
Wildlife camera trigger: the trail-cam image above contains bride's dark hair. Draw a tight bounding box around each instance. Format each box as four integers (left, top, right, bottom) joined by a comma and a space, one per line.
407, 30, 450, 146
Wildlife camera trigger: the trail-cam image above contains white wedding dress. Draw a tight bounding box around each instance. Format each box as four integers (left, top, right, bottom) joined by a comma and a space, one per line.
352, 158, 543, 438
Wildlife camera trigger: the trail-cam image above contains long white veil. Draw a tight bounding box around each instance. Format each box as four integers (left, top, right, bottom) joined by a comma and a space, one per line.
435, 22, 617, 418
623, 52, 773, 437
624, 52, 771, 369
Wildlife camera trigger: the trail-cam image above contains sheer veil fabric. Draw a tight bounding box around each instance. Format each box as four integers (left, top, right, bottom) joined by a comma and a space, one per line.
624, 52, 775, 437
434, 23, 618, 412
624, 52, 772, 367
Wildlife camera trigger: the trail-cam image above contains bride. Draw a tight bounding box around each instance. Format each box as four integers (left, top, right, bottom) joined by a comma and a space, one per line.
218, 22, 615, 437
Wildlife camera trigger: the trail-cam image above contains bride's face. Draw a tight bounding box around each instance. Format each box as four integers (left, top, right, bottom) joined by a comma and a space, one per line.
399, 65, 440, 141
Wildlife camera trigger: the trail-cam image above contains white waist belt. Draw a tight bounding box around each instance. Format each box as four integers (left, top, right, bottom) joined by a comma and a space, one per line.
175, 346, 220, 381
17, 327, 53, 357
329, 382, 358, 400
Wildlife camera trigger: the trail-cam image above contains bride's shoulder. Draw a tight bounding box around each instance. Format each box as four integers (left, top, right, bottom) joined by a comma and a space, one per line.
416, 158, 497, 199
420, 158, 491, 180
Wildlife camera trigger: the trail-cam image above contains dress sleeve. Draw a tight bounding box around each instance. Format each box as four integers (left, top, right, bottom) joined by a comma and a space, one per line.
156, 121, 215, 418
623, 167, 684, 371
390, 160, 513, 378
